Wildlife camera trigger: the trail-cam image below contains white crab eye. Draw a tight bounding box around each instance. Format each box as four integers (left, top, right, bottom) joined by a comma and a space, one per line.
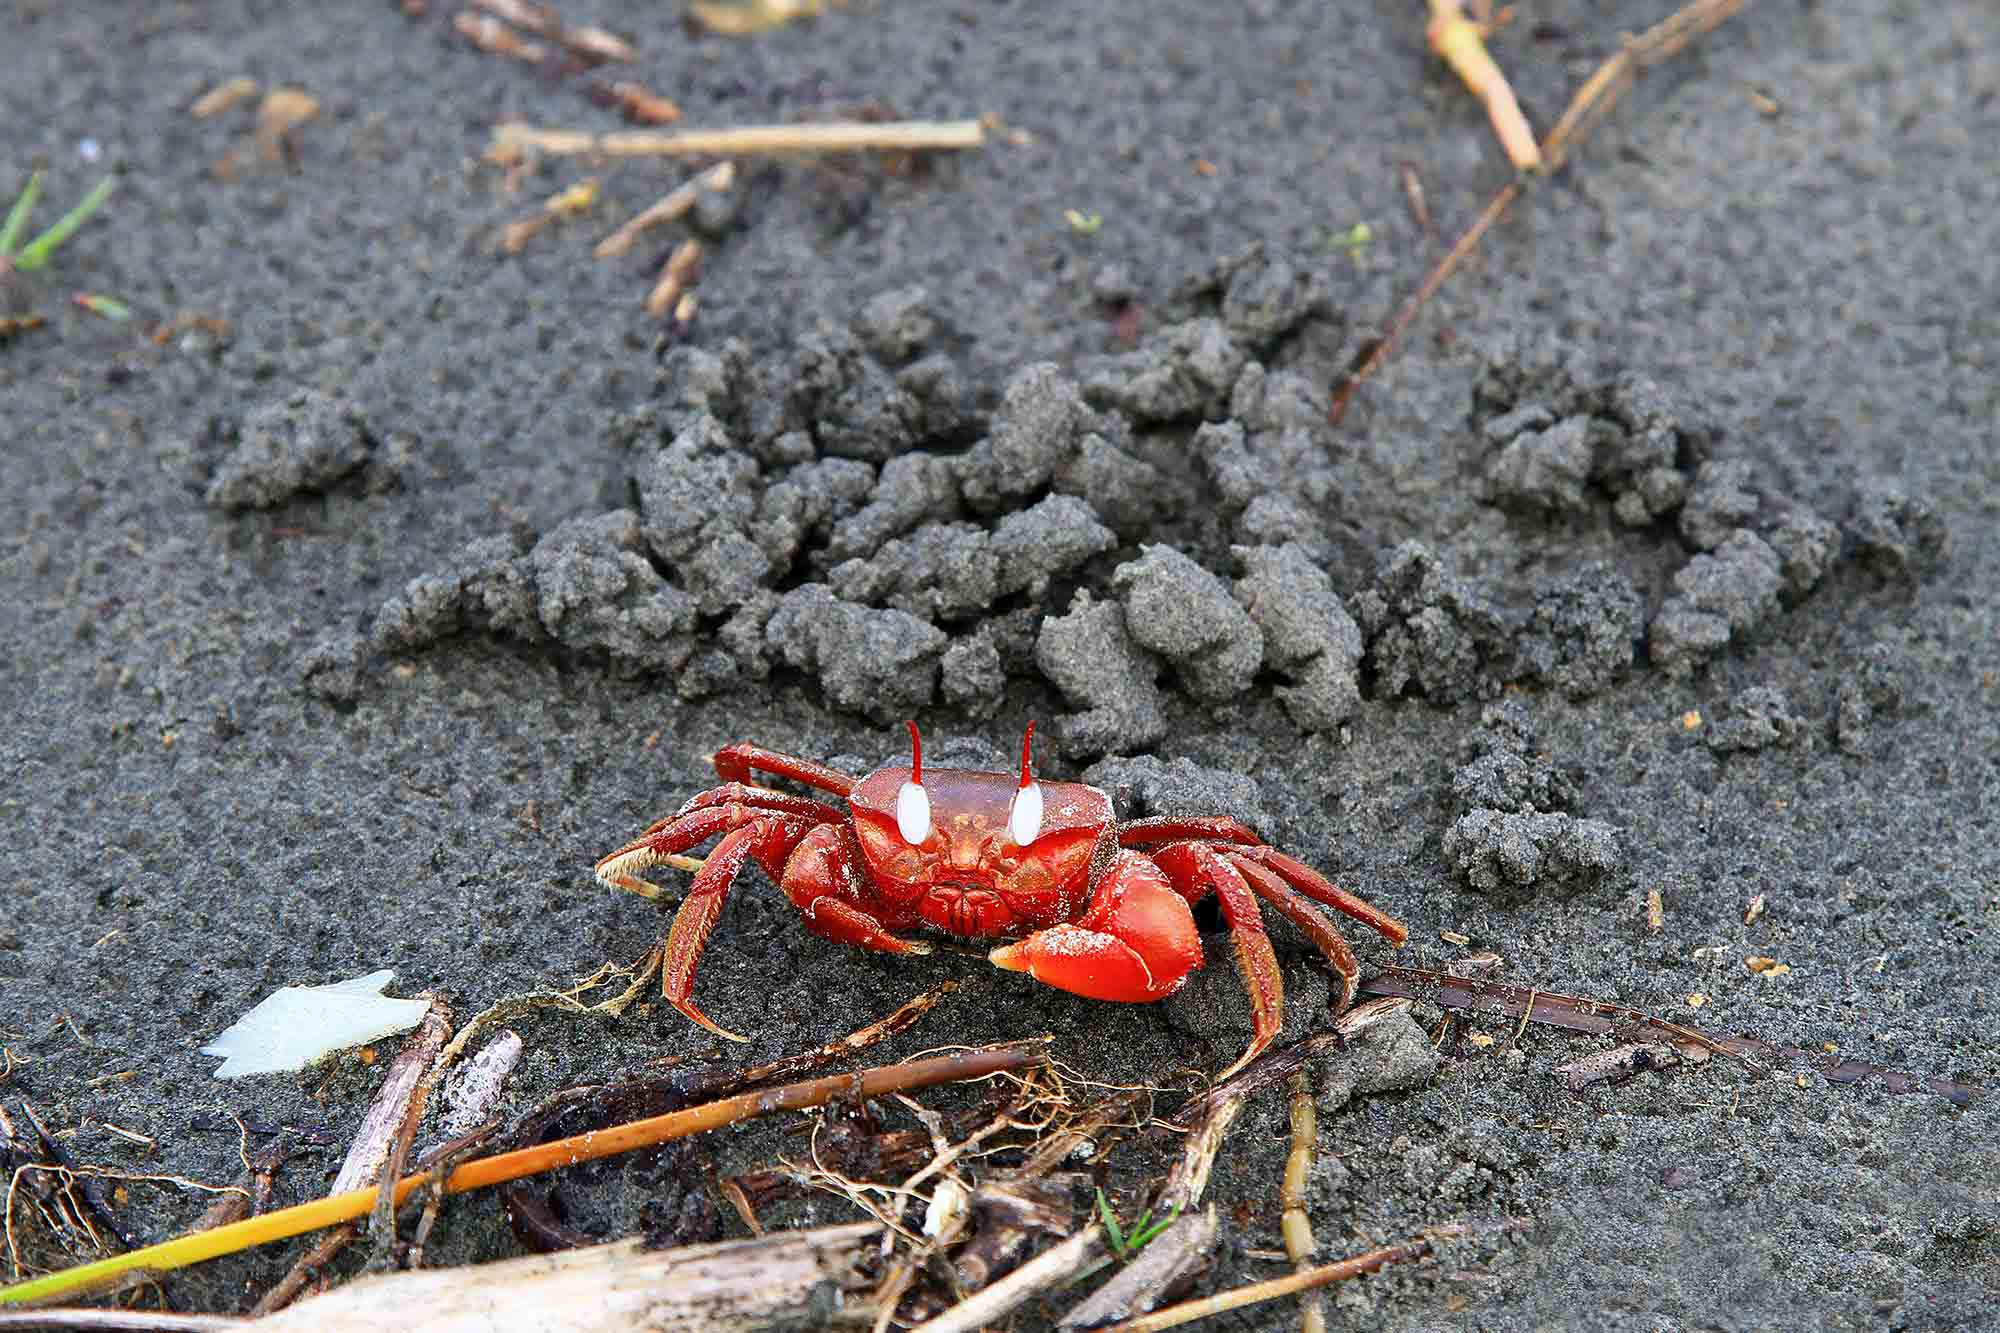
896, 780, 933, 845
1008, 780, 1044, 847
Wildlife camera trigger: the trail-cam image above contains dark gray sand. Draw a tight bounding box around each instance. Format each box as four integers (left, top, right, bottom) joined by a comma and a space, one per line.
3, 3, 1995, 1327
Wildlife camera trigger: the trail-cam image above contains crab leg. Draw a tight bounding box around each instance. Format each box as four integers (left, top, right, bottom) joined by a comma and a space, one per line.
710, 742, 858, 799
594, 802, 805, 898
989, 850, 1203, 1004
601, 785, 845, 878
1226, 846, 1410, 947
597, 803, 828, 1040
1118, 815, 1263, 848
676, 781, 849, 826
1145, 842, 1286, 1079
635, 810, 834, 1042
659, 823, 772, 1042
1226, 854, 1364, 1010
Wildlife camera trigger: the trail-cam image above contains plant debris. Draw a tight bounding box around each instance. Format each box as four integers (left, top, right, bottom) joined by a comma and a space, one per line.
1361, 965, 1987, 1105
0, 1047, 1037, 1306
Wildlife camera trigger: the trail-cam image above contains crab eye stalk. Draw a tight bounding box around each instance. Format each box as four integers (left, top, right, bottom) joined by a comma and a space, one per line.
1009, 720, 1043, 846
897, 719, 933, 845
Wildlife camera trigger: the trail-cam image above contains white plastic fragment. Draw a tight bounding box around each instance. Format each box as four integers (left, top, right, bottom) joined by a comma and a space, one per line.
201, 968, 431, 1079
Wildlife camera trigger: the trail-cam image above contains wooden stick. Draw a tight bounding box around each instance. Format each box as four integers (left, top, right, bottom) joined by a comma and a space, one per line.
0, 1049, 1037, 1307
0, 1311, 247, 1330
492, 119, 984, 158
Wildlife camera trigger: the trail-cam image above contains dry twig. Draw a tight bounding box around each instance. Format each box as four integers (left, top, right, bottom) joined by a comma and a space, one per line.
189, 77, 258, 119
1055, 1206, 1219, 1331
1361, 964, 1986, 1105
588, 81, 682, 126
251, 998, 452, 1314
689, 0, 827, 36
1158, 999, 1410, 1217
909, 1223, 1106, 1333
492, 119, 984, 159
0, 1310, 246, 1330
644, 239, 703, 318
471, 0, 637, 63
595, 162, 734, 258
501, 178, 600, 253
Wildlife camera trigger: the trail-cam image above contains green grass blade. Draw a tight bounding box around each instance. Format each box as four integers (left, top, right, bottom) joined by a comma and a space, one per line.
1127, 1204, 1181, 1252
1095, 1187, 1127, 1257
0, 170, 43, 256
15, 176, 115, 271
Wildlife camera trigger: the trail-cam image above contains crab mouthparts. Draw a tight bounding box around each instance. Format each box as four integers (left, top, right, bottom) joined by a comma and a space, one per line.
920, 882, 1011, 938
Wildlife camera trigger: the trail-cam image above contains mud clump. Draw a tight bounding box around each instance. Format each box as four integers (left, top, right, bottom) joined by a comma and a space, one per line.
1442, 702, 1621, 903
206, 389, 375, 511
1706, 685, 1808, 754
1083, 753, 1269, 830
1514, 563, 1643, 699
1035, 591, 1168, 757
1232, 542, 1364, 732
1649, 530, 1786, 678
1471, 352, 1717, 525
764, 584, 947, 723
1112, 544, 1264, 704
336, 289, 1946, 739
1354, 542, 1513, 705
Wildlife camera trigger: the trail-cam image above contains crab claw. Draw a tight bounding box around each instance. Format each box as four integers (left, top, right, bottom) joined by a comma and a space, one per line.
989, 851, 1201, 1002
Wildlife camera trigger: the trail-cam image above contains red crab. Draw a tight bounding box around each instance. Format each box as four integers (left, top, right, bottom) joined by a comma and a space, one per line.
595, 722, 1409, 1077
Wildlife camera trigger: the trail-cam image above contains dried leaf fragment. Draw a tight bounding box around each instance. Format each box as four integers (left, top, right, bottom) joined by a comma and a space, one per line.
502, 176, 600, 252
645, 238, 703, 317
191, 76, 259, 118
455, 11, 548, 63
1744, 955, 1791, 978
596, 80, 682, 124
256, 88, 320, 160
